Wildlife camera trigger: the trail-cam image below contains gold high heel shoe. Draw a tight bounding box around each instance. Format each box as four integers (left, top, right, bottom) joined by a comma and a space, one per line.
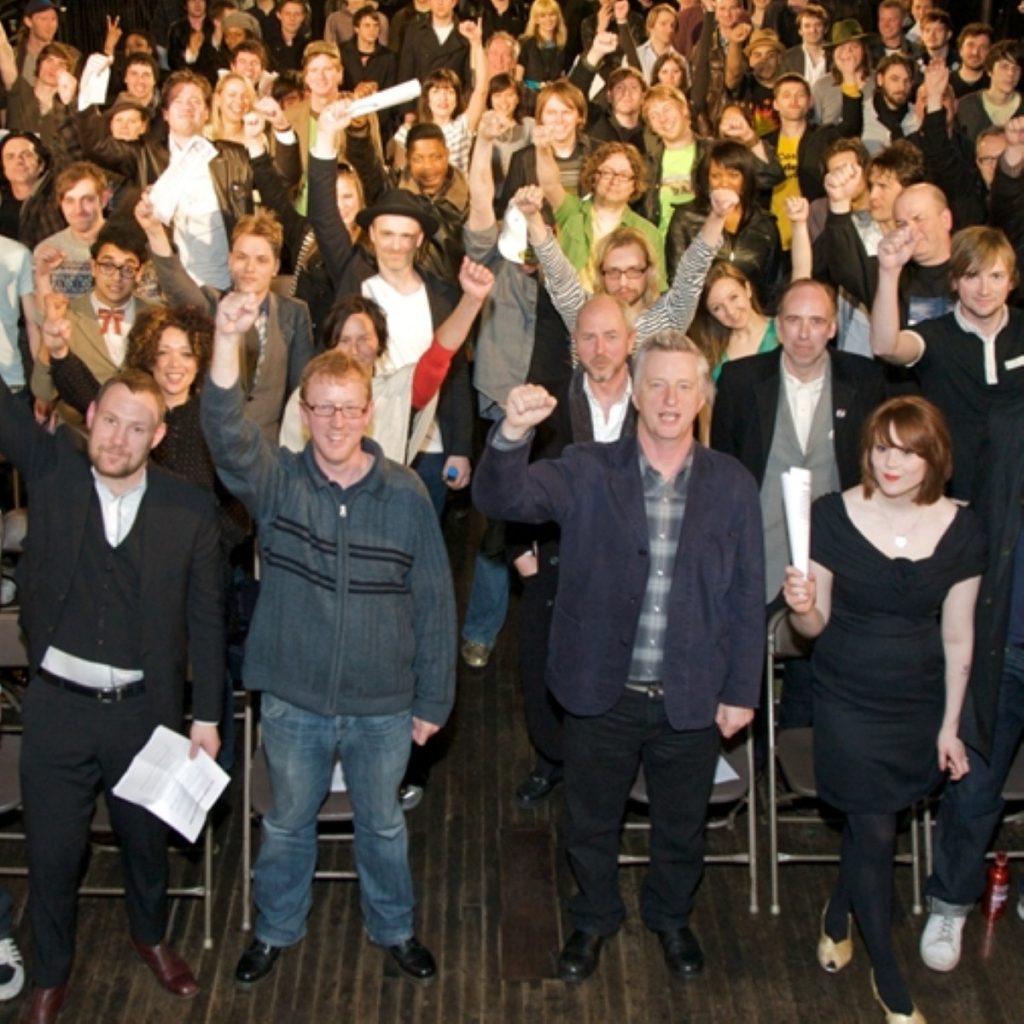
870, 971, 927, 1023
817, 903, 853, 973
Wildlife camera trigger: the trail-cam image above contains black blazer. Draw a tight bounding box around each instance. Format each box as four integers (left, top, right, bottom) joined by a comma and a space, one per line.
0, 382, 225, 728
710, 347, 888, 491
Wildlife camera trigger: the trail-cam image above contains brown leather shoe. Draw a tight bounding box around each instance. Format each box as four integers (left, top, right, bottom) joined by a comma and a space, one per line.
20, 984, 68, 1024
129, 938, 200, 998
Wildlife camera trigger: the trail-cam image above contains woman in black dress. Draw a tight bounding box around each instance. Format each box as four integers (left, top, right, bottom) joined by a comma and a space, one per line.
784, 396, 986, 1024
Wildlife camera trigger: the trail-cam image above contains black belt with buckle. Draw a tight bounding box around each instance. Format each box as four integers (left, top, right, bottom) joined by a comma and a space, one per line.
39, 668, 145, 703
626, 681, 665, 699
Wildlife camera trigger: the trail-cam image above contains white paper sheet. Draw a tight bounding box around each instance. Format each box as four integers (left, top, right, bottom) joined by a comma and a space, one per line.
112, 725, 230, 842
781, 467, 812, 575
348, 79, 422, 118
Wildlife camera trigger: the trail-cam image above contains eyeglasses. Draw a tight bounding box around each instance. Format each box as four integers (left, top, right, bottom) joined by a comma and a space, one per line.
601, 265, 648, 282
94, 260, 140, 279
596, 169, 636, 184
301, 400, 369, 419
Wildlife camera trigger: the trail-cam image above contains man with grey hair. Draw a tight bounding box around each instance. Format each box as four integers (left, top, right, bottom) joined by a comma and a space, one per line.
472, 330, 764, 985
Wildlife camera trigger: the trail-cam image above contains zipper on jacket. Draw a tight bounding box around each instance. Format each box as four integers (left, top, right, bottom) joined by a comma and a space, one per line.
339, 505, 347, 518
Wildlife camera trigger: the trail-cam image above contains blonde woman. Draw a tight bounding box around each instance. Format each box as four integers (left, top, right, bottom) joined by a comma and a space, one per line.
517, 0, 567, 106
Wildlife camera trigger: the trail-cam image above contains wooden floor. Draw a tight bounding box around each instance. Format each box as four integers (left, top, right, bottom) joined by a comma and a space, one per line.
1, 504, 1023, 1024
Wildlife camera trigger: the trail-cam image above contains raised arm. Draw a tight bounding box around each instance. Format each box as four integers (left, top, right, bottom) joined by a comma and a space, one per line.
786, 195, 812, 281
870, 226, 924, 365
467, 111, 509, 231
532, 126, 566, 212
459, 19, 490, 133
0, 22, 18, 91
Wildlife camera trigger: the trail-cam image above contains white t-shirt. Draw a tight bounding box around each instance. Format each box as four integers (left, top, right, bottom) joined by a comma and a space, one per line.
0, 237, 32, 386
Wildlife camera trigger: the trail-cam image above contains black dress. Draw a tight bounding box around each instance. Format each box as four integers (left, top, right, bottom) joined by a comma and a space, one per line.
809, 492, 987, 814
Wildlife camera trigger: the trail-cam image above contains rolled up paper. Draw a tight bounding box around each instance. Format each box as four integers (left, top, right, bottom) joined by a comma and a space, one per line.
781, 467, 812, 575
349, 79, 422, 118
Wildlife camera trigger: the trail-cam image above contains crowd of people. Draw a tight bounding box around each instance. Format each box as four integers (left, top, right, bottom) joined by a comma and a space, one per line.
0, 0, 1021, 1022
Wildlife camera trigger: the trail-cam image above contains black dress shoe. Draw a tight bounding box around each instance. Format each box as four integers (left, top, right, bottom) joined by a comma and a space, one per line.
235, 940, 281, 989
557, 930, 605, 983
657, 927, 704, 979
515, 770, 562, 809
388, 936, 437, 982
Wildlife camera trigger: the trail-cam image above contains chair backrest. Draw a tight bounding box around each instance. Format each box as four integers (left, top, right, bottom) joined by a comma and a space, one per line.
768, 608, 814, 661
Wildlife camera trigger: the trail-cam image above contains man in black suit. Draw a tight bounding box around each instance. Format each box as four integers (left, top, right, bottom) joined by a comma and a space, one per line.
711, 277, 887, 724
2, 369, 224, 1024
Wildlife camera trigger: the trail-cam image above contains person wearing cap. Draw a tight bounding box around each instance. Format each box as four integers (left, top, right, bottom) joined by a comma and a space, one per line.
812, 17, 875, 126
202, 289, 455, 993
731, 27, 785, 136
309, 100, 473, 513
13, 0, 59, 87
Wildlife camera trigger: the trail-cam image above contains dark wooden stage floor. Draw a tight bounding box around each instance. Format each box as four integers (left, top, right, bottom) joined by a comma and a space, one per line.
0, 505, 1022, 1023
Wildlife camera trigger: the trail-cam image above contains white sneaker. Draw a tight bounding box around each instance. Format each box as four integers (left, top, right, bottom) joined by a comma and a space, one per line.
0, 937, 24, 1001
920, 911, 966, 972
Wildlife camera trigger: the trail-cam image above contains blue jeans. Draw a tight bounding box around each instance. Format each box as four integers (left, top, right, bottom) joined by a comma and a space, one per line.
461, 550, 509, 647
926, 645, 1024, 912
253, 693, 415, 947
412, 452, 447, 518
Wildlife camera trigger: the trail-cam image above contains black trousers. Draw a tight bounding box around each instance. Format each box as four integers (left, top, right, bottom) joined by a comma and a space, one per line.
563, 689, 720, 936
20, 679, 169, 987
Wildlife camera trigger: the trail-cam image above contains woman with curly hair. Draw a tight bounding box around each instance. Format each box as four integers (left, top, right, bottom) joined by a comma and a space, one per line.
43, 304, 218, 488
536, 137, 665, 292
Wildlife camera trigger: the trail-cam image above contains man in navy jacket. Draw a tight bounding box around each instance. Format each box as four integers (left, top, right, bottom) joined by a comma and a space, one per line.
473, 329, 764, 985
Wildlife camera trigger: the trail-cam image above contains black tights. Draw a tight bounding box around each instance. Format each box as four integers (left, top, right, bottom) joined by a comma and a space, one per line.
823, 812, 912, 1015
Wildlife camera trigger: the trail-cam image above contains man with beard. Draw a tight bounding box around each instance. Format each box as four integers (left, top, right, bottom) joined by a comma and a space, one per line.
3, 364, 223, 1024
862, 53, 920, 154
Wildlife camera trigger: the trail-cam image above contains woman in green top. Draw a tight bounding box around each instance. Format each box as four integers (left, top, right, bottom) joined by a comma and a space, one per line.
536, 134, 665, 293
690, 262, 779, 382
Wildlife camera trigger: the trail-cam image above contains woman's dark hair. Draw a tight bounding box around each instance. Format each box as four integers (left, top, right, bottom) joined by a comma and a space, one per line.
127, 306, 215, 386
690, 262, 764, 370
321, 294, 389, 361
487, 73, 523, 117
694, 139, 760, 225
859, 396, 954, 505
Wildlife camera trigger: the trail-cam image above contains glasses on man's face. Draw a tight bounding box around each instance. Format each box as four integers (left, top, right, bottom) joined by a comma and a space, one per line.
601, 265, 648, 282
94, 260, 140, 279
596, 168, 635, 184
301, 400, 368, 420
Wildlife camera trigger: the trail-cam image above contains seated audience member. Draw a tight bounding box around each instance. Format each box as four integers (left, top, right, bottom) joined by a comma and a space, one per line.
136, 200, 314, 441
955, 40, 1023, 143
33, 162, 110, 300
340, 6, 397, 94
391, 20, 488, 174
229, 39, 275, 96
666, 139, 781, 311
168, 0, 221, 79
950, 22, 992, 99
516, 0, 568, 112
637, 5, 681, 85
537, 136, 663, 293
31, 220, 151, 427
779, 3, 830, 87
264, 0, 312, 73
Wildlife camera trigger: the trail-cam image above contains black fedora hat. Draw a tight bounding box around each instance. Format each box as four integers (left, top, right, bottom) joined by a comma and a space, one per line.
355, 188, 439, 236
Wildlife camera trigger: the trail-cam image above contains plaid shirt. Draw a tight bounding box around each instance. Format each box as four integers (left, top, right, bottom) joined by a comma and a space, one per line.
628, 448, 693, 683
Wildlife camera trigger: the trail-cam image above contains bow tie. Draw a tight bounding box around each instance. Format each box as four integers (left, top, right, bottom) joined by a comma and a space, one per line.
98, 307, 125, 334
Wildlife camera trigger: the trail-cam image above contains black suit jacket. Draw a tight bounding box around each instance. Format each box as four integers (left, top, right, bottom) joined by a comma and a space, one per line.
710, 347, 888, 491
0, 382, 224, 729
